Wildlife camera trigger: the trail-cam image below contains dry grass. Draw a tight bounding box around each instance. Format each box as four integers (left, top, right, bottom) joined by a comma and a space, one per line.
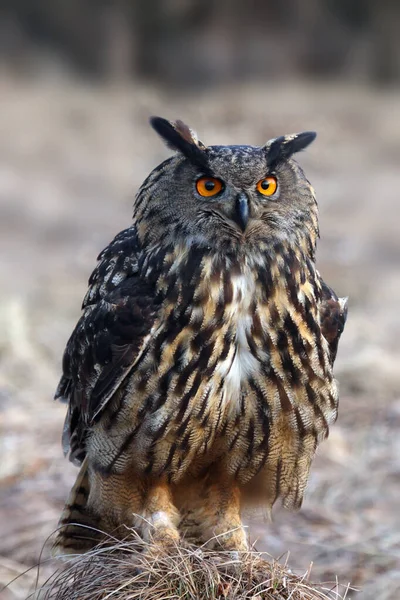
28, 534, 354, 600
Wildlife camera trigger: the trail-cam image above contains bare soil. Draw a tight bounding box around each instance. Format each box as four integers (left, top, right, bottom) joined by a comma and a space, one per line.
0, 77, 399, 599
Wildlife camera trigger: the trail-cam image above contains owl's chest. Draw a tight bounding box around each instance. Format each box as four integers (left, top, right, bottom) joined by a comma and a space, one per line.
205, 270, 265, 407
148, 250, 313, 415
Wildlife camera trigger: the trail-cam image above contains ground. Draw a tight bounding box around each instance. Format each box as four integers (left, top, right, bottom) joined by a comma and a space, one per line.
0, 77, 399, 599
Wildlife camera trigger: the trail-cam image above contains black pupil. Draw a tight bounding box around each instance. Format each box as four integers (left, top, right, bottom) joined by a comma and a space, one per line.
205, 180, 215, 191
261, 180, 270, 190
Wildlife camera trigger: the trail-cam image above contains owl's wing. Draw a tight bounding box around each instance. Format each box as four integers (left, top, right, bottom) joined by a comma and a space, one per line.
81, 226, 141, 309
55, 227, 160, 464
319, 279, 348, 364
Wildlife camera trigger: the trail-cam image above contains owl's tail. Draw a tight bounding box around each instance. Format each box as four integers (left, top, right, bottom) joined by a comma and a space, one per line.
52, 457, 103, 557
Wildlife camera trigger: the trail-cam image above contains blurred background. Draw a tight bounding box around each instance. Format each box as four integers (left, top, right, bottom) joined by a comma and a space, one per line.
0, 1, 399, 598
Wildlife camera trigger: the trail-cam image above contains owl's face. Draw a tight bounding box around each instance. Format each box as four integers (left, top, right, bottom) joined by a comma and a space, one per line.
134, 118, 319, 256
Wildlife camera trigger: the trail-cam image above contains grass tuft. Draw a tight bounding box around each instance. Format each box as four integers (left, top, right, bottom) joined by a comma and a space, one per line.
36, 533, 354, 600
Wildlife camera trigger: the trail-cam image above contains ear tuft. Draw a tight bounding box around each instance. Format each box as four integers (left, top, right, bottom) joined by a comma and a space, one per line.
150, 116, 208, 168
174, 119, 206, 148
265, 131, 317, 167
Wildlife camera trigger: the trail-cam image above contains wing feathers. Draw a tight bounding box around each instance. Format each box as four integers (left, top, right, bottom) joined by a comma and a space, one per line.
56, 227, 160, 463
319, 280, 348, 364
82, 226, 140, 309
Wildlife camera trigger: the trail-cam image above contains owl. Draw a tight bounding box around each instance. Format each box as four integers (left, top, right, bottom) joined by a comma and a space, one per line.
53, 117, 347, 556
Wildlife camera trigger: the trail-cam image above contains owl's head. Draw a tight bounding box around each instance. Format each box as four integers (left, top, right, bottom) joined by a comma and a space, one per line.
134, 117, 319, 257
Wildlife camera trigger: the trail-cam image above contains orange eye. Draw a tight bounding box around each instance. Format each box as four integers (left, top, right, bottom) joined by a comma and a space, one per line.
196, 176, 223, 197
257, 176, 278, 196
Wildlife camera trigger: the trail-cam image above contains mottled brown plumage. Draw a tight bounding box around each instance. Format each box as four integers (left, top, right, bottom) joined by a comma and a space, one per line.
53, 117, 347, 556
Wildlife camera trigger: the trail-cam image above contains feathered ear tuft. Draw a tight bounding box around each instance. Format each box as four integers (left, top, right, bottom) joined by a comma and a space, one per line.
265, 131, 317, 168
150, 116, 208, 169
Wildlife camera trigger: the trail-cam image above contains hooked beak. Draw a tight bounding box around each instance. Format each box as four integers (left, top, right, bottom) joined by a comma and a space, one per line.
235, 193, 249, 231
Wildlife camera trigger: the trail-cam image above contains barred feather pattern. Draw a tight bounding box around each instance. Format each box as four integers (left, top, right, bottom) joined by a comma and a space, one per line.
80, 236, 337, 511
55, 124, 348, 552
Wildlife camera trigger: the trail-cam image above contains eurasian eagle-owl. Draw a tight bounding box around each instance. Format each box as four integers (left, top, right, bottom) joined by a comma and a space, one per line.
54, 117, 347, 555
